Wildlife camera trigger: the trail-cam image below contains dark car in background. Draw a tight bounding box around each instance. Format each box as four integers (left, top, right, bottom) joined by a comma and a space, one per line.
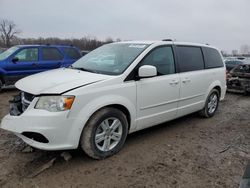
0, 45, 81, 90
227, 64, 250, 94
225, 59, 247, 71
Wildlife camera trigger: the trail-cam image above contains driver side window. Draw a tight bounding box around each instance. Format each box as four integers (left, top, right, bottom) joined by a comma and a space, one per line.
14, 48, 38, 62
140, 46, 175, 76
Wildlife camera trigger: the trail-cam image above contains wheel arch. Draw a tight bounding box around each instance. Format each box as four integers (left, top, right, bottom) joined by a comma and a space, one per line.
0, 75, 4, 83
0, 70, 5, 84
213, 85, 221, 98
103, 104, 131, 131
76, 103, 133, 149
69, 95, 136, 148
206, 81, 223, 100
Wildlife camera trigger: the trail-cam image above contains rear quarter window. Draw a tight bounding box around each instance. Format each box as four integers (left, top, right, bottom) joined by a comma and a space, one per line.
63, 48, 81, 59
177, 46, 204, 72
41, 47, 63, 61
203, 47, 224, 68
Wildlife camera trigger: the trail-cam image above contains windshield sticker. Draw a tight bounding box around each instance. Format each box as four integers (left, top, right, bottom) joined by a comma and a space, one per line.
129, 44, 146, 48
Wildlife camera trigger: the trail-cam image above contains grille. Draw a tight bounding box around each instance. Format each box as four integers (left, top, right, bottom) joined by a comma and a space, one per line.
23, 92, 34, 102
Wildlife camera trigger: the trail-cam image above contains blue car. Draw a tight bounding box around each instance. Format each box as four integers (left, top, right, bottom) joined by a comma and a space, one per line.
0, 45, 81, 90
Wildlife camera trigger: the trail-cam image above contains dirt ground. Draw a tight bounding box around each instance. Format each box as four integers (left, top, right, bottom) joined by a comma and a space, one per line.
0, 89, 250, 188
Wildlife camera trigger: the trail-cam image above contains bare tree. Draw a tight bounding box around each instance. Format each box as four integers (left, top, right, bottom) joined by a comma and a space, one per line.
0, 19, 21, 47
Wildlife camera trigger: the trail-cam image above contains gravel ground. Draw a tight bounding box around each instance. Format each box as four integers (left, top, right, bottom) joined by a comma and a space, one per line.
0, 89, 250, 188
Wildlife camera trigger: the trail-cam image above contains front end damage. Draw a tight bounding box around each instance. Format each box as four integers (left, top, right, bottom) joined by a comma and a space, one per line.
9, 92, 34, 116
1, 91, 79, 150
227, 64, 250, 94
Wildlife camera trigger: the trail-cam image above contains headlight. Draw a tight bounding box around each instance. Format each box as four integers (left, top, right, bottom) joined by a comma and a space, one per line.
35, 96, 75, 112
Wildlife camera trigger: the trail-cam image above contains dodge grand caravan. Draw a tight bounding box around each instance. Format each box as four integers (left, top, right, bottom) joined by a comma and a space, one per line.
0, 45, 81, 90
1, 41, 226, 159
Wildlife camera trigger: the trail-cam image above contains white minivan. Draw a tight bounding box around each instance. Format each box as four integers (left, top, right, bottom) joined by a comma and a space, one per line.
1, 41, 226, 159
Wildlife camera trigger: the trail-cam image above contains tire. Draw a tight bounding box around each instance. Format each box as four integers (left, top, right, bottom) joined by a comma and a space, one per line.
199, 89, 220, 118
0, 79, 3, 92
80, 107, 128, 159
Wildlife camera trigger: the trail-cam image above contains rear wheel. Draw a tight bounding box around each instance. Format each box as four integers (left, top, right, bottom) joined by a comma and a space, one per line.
199, 89, 219, 118
80, 107, 128, 159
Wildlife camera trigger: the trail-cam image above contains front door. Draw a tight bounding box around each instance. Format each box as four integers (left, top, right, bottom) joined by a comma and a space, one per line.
136, 46, 180, 130
6, 47, 39, 84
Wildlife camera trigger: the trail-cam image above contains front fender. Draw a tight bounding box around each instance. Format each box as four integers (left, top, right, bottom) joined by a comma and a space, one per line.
67, 94, 136, 147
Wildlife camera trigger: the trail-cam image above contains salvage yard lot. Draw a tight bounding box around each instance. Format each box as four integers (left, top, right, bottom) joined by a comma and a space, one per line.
0, 89, 250, 188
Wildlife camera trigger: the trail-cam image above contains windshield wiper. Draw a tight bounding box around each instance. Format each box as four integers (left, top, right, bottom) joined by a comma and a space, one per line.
69, 66, 99, 73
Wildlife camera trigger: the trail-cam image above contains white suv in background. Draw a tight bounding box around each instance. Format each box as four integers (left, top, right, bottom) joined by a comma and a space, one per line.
1, 41, 226, 159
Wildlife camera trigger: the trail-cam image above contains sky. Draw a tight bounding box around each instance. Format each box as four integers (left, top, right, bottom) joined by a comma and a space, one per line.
0, 0, 249, 53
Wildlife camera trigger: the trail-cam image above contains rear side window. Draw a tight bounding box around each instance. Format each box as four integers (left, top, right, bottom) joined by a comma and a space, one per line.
177, 46, 204, 72
41, 47, 63, 61
63, 48, 81, 59
203, 47, 224, 68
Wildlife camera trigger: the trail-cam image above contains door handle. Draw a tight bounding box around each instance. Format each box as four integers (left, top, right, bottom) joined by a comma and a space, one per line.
169, 80, 179, 85
182, 78, 191, 83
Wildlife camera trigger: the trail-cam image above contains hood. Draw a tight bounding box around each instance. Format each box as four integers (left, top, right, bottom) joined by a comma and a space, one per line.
15, 68, 112, 95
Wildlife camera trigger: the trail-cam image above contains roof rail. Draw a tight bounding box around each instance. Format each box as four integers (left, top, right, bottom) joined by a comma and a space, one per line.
162, 39, 173, 42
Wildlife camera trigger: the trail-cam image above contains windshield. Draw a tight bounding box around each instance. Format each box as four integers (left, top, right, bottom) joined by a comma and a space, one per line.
0, 46, 19, 61
72, 43, 149, 75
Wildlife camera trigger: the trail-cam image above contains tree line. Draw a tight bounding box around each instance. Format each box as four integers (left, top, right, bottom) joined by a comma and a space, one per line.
1, 19, 250, 54
0, 19, 116, 50
11, 37, 116, 51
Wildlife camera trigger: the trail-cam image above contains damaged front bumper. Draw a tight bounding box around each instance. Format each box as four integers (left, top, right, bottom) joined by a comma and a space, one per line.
227, 64, 250, 94
1, 94, 81, 150
227, 77, 250, 94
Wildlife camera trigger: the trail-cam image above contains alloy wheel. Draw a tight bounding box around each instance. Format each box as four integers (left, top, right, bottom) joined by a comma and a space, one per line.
95, 117, 123, 152
207, 93, 218, 114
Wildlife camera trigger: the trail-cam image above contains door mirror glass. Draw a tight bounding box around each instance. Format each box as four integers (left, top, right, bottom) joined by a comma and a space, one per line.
12, 57, 19, 63
138, 65, 157, 78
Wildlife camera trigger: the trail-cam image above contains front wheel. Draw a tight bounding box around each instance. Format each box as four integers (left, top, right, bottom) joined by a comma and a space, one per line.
0, 79, 3, 92
80, 107, 128, 159
199, 89, 219, 118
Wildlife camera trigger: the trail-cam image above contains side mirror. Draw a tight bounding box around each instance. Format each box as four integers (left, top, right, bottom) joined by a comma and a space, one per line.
12, 57, 19, 63
138, 65, 157, 78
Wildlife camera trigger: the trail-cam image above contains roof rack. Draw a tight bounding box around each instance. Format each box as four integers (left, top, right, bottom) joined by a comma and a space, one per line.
162, 39, 173, 41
